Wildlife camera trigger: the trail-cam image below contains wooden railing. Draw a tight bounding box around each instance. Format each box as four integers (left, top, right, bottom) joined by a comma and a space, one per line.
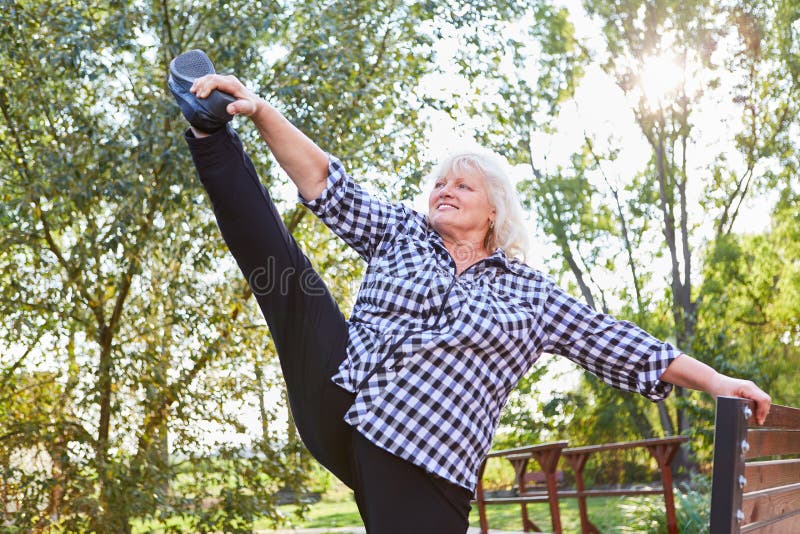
710, 397, 800, 533
475, 441, 568, 534
562, 436, 687, 534
474, 436, 687, 534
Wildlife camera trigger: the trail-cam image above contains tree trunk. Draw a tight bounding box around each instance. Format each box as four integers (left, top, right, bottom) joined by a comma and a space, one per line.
255, 364, 271, 444
646, 115, 698, 474
657, 402, 676, 436
95, 325, 115, 533
562, 243, 597, 309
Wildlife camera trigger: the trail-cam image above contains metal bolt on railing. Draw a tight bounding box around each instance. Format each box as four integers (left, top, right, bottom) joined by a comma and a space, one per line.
736, 510, 745, 522
743, 406, 753, 420
739, 475, 747, 488
741, 440, 750, 456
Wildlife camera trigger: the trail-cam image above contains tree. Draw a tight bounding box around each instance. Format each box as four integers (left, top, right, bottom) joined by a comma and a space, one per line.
1, 0, 553, 531
0, 1, 299, 530
456, 0, 800, 473
579, 0, 800, 444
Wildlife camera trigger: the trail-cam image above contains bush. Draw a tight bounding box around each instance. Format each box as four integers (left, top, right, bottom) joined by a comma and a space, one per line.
676, 474, 711, 531
619, 474, 711, 533
619, 495, 666, 533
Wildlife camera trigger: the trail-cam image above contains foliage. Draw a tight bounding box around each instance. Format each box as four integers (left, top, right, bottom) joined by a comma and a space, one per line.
0, 0, 312, 530
0, 0, 564, 531
466, 0, 800, 477
0, 0, 458, 531
620, 474, 711, 533
3, 0, 800, 530
676, 474, 712, 533
620, 495, 667, 534
698, 190, 800, 409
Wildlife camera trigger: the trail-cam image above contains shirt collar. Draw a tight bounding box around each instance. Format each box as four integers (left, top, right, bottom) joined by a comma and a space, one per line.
423, 216, 516, 273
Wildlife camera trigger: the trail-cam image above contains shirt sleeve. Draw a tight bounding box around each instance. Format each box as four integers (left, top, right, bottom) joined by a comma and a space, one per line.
299, 155, 412, 262
541, 284, 680, 401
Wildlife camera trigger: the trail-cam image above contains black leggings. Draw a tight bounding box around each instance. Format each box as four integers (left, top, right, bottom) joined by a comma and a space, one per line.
186, 126, 471, 533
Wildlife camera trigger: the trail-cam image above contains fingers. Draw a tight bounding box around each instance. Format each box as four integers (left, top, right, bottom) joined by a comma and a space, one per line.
752, 389, 772, 425
716, 375, 772, 425
738, 380, 772, 425
190, 74, 261, 118
227, 99, 258, 117
190, 74, 244, 99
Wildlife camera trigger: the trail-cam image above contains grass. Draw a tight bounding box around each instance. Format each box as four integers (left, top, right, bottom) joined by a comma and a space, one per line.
254, 482, 362, 530
469, 497, 647, 532
252, 480, 659, 532
134, 479, 666, 532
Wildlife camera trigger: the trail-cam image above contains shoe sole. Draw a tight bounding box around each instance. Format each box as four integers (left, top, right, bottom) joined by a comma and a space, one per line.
169, 50, 235, 121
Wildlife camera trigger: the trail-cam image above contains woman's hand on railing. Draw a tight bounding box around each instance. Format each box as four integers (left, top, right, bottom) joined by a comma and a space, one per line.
661, 353, 771, 424
709, 374, 772, 425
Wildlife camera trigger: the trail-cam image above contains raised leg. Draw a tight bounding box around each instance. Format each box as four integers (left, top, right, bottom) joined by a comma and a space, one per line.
185, 126, 355, 486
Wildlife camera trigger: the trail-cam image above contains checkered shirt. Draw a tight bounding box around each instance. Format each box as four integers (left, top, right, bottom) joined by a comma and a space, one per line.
299, 155, 681, 491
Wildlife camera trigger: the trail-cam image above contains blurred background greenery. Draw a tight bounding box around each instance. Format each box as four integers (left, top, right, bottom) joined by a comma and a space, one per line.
2, 0, 798, 531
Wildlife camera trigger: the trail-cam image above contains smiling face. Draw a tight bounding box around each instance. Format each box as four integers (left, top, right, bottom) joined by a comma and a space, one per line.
427, 166, 496, 249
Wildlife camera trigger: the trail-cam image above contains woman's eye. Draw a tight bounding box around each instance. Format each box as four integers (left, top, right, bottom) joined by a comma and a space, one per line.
458, 183, 469, 190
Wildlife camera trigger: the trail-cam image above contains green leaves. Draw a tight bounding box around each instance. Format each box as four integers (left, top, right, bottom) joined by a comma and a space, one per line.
1, 0, 544, 530
472, 0, 800, 475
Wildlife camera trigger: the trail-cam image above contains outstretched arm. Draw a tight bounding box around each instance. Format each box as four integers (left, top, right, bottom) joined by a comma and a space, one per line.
660, 354, 772, 424
190, 74, 329, 201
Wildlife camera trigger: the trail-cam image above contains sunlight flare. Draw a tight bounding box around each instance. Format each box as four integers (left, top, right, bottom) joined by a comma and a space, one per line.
638, 53, 684, 107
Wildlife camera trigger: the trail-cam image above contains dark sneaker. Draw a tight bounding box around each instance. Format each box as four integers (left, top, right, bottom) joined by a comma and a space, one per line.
168, 50, 236, 132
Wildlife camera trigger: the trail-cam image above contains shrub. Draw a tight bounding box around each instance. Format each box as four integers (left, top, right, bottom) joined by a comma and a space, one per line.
619, 474, 711, 533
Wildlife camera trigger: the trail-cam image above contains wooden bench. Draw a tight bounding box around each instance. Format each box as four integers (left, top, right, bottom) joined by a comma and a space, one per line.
474, 436, 687, 534
710, 396, 800, 533
524, 469, 565, 488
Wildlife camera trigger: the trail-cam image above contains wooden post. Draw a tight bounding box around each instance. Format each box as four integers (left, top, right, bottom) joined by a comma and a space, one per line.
709, 399, 800, 531
532, 447, 564, 534
563, 437, 687, 534
510, 457, 538, 532
646, 442, 682, 534
476, 460, 489, 534
475, 441, 568, 533
710, 397, 749, 534
565, 452, 599, 534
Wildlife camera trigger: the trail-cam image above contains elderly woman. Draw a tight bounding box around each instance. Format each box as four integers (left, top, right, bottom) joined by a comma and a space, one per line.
175, 69, 771, 533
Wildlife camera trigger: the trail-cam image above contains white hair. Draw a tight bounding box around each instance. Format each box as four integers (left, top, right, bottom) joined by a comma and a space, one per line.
427, 149, 529, 260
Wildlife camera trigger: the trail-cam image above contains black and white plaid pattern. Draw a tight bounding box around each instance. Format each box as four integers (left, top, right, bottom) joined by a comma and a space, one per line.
300, 156, 680, 491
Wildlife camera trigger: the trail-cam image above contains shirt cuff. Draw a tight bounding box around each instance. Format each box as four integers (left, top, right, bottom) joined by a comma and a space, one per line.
636, 343, 681, 401
298, 154, 347, 217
